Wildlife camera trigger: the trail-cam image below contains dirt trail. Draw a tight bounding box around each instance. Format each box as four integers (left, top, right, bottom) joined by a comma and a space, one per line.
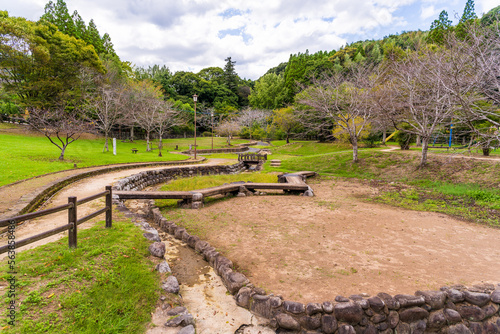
381, 145, 500, 162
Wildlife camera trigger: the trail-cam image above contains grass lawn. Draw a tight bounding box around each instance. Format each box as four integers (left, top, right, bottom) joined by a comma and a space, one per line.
0, 216, 161, 333
0, 127, 251, 186
156, 172, 279, 210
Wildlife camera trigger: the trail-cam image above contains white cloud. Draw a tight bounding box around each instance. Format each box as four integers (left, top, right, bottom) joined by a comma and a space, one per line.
2, 0, 499, 80
421, 5, 437, 20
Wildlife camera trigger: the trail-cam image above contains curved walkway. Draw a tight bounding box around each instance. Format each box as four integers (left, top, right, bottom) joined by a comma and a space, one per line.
0, 158, 207, 220
0, 158, 232, 256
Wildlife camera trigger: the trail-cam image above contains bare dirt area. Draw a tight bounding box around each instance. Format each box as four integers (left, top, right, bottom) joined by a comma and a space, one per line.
165, 177, 500, 304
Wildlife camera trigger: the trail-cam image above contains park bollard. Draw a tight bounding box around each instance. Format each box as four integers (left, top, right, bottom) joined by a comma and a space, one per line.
105, 186, 112, 228
68, 196, 77, 248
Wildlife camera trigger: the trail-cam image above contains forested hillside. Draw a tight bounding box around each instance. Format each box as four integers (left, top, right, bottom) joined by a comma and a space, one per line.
1, 0, 499, 166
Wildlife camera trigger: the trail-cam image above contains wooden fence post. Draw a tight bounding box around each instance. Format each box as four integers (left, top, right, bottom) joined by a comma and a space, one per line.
68, 196, 77, 248
105, 186, 112, 228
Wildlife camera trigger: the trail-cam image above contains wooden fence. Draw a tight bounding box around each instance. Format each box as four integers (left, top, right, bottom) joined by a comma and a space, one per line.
0, 186, 112, 254
238, 153, 267, 162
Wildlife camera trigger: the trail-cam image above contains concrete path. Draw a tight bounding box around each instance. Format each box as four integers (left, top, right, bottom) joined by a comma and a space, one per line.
0, 159, 229, 256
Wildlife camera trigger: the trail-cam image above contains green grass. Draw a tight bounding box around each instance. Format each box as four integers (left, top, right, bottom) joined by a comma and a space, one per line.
0, 218, 160, 333
156, 172, 279, 209
267, 141, 352, 159
0, 128, 253, 186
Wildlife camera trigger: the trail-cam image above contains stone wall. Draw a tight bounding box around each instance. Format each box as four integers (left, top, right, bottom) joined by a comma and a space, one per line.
147, 207, 500, 334
112, 162, 246, 192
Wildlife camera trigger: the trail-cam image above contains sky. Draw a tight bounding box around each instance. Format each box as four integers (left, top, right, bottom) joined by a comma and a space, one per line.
1, 0, 498, 80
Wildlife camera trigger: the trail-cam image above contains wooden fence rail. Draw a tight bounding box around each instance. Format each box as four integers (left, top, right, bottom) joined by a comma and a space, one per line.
0, 186, 112, 254
238, 153, 267, 162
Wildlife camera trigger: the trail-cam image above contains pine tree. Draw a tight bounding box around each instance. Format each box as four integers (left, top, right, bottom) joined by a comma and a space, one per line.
102, 33, 116, 56
71, 11, 86, 40
41, 0, 76, 37
460, 0, 477, 23
428, 10, 453, 44
86, 19, 105, 54
223, 57, 239, 94
457, 0, 478, 39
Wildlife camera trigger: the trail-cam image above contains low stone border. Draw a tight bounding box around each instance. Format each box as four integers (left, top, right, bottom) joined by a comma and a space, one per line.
111, 162, 246, 192
115, 203, 196, 333
148, 206, 500, 333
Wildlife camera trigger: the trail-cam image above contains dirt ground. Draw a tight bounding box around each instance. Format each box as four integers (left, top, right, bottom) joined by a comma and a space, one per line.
167, 178, 500, 304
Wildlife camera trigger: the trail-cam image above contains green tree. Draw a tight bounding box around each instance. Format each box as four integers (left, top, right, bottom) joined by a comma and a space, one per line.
0, 14, 104, 109
248, 73, 288, 109
456, 0, 478, 39
71, 10, 86, 40
41, 0, 76, 37
428, 10, 453, 44
223, 57, 239, 94
480, 5, 500, 28
85, 19, 104, 54
198, 67, 224, 85
41, 0, 114, 56
460, 0, 477, 23
272, 107, 300, 144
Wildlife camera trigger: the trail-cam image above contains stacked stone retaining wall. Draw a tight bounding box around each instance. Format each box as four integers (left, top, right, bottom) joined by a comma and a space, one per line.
112, 162, 246, 192
146, 207, 500, 334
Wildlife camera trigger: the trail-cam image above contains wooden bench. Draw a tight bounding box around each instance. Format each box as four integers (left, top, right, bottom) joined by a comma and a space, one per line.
131, 148, 138, 154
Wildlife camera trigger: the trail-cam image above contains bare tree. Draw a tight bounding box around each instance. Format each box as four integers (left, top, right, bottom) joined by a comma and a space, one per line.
437, 23, 500, 155
153, 100, 186, 157
237, 108, 271, 128
296, 65, 375, 162
379, 48, 457, 167
216, 120, 240, 145
27, 107, 94, 160
130, 80, 163, 151
87, 82, 126, 152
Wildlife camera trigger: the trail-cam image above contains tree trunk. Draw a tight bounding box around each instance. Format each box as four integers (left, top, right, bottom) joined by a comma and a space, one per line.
286, 133, 290, 144
416, 135, 421, 147
146, 132, 151, 151
482, 147, 490, 156
130, 126, 134, 142
103, 134, 109, 153
227, 135, 231, 145
420, 138, 429, 167
352, 136, 359, 163
59, 146, 67, 161
382, 130, 387, 144
158, 137, 163, 157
